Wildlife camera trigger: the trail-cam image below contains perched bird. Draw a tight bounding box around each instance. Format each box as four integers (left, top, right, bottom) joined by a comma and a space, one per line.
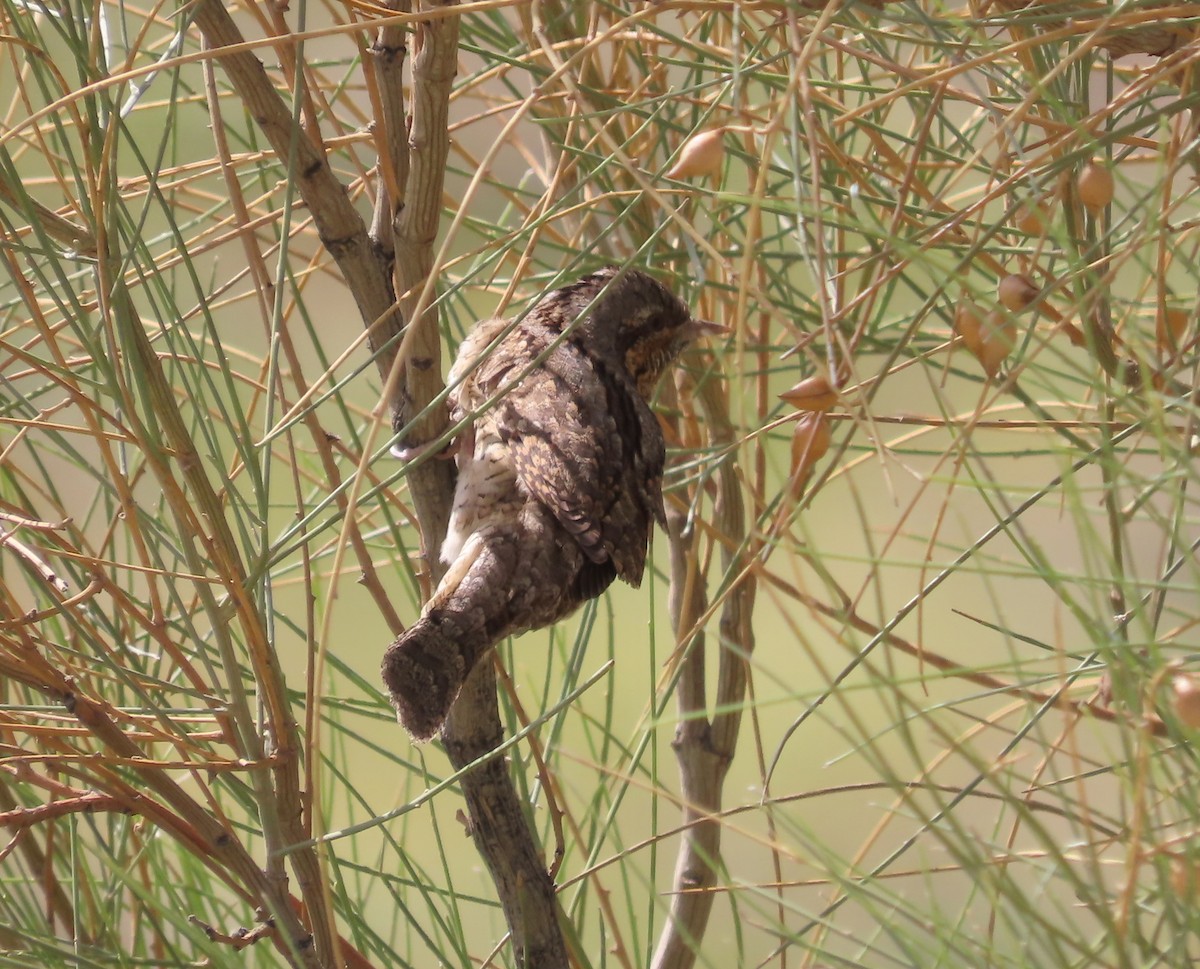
382, 267, 724, 740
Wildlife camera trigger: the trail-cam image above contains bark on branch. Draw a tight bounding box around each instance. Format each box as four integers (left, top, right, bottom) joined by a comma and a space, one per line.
193, 0, 400, 362
653, 366, 755, 969
374, 4, 570, 966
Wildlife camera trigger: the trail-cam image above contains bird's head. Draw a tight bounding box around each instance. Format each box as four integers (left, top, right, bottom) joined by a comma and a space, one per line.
572, 267, 727, 400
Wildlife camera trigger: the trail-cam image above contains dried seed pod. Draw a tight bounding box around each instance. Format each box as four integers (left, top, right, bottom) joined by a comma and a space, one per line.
1077, 160, 1115, 212
1173, 674, 1200, 729
1156, 307, 1189, 353
1014, 199, 1048, 236
666, 128, 726, 180
998, 273, 1039, 312
780, 374, 838, 412
976, 310, 1018, 377
789, 413, 831, 492
953, 300, 986, 358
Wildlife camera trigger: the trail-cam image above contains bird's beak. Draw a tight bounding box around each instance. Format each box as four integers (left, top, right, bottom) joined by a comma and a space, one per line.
685, 318, 730, 341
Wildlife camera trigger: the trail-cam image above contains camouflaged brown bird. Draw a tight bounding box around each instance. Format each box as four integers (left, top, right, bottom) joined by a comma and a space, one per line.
382, 267, 724, 740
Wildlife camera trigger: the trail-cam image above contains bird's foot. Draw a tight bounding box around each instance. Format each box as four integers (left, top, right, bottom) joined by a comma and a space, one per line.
390, 437, 459, 463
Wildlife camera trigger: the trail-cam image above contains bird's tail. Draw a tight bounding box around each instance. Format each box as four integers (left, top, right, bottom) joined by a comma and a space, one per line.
381, 617, 470, 741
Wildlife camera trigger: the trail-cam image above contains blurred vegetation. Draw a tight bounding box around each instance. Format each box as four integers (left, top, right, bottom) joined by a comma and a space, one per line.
2, 0, 1200, 967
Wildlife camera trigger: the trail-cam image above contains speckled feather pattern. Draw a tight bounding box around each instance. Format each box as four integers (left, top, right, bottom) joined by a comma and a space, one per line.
382, 267, 705, 739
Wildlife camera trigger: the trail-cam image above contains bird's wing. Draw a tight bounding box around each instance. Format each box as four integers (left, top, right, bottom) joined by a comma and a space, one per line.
489, 340, 662, 586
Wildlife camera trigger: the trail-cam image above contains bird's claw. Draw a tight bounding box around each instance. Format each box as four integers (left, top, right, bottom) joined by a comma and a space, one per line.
391, 438, 457, 463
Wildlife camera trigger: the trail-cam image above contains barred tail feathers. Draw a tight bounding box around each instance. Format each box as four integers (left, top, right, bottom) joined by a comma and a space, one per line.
381, 617, 469, 741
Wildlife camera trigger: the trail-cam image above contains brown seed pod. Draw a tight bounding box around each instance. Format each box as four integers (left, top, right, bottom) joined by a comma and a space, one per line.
976, 310, 1018, 378
789, 413, 831, 492
1014, 199, 1048, 236
667, 128, 726, 180
1077, 160, 1115, 212
780, 375, 838, 412
1173, 674, 1200, 729
998, 273, 1039, 312
953, 300, 986, 358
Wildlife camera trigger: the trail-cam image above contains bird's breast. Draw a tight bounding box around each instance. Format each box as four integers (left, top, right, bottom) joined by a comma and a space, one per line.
440, 434, 522, 567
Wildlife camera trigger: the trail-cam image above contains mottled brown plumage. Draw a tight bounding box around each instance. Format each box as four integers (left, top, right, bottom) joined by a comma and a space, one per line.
382, 267, 722, 740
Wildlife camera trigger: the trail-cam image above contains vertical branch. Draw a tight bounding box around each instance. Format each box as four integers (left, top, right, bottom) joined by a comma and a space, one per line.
390, 0, 456, 544
384, 3, 570, 965
441, 675, 571, 969
367, 0, 412, 257
701, 376, 756, 773
652, 367, 755, 969
654, 503, 724, 969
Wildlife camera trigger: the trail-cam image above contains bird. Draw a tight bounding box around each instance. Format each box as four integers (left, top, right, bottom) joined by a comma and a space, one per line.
381, 266, 724, 740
